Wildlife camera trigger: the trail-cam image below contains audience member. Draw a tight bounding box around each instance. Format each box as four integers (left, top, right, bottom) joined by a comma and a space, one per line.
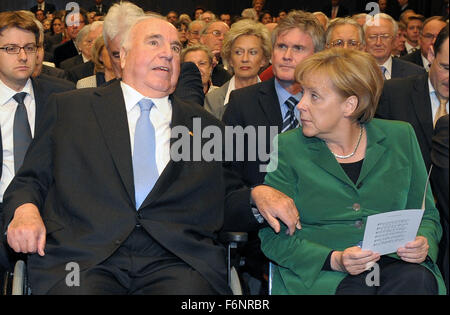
252, 0, 265, 16
181, 44, 217, 94
392, 21, 407, 57
242, 8, 259, 22
167, 10, 179, 24
52, 9, 87, 67
322, 0, 350, 19
325, 17, 365, 51
313, 12, 329, 30
200, 21, 232, 86
401, 16, 447, 70
352, 13, 369, 27
431, 114, 449, 294
193, 6, 205, 20
59, 24, 90, 70
376, 24, 449, 170
260, 11, 273, 25
0, 10, 74, 271
187, 20, 206, 46
88, 0, 109, 16
259, 47, 445, 295
174, 20, 189, 48
220, 13, 232, 27
200, 11, 216, 24
364, 13, 425, 79
404, 14, 424, 53
76, 35, 115, 88
222, 10, 324, 294
204, 19, 271, 119
30, 0, 56, 15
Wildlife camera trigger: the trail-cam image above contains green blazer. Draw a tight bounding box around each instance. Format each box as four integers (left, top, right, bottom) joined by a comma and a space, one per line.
259, 118, 446, 295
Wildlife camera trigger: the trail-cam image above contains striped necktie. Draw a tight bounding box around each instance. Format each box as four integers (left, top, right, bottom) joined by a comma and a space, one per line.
380, 66, 387, 80
281, 96, 299, 133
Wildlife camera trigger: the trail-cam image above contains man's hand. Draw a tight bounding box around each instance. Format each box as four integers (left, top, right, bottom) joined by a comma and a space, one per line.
397, 236, 429, 264
7, 203, 46, 256
251, 185, 301, 235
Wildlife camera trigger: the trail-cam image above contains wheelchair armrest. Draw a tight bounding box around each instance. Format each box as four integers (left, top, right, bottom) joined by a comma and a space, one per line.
219, 232, 248, 244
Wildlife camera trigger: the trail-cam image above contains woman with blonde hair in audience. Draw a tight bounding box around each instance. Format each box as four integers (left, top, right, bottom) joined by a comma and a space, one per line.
204, 19, 271, 119
259, 48, 446, 295
181, 44, 218, 95
76, 36, 115, 88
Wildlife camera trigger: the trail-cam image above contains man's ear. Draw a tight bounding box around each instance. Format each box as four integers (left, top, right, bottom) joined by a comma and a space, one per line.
120, 46, 127, 70
426, 45, 435, 65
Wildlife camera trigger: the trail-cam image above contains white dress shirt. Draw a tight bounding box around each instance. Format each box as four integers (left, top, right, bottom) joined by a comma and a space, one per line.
0, 78, 36, 202
405, 41, 420, 54
120, 81, 171, 176
380, 56, 393, 80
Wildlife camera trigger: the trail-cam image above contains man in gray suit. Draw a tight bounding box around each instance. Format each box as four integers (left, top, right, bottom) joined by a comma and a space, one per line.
364, 13, 425, 80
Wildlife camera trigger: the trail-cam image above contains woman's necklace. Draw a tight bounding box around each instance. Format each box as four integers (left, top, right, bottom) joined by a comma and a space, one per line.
329, 125, 363, 159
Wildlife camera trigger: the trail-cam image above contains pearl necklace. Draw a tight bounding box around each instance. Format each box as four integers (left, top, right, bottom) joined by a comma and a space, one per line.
329, 125, 363, 159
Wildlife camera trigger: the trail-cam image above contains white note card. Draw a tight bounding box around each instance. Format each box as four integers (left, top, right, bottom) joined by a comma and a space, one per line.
361, 209, 424, 256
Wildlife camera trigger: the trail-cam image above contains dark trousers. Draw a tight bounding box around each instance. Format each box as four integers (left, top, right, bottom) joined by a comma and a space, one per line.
336, 256, 438, 295
0, 202, 10, 270
47, 226, 218, 295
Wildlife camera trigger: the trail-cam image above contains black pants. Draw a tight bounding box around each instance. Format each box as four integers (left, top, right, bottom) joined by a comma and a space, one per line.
336, 256, 438, 295
47, 226, 218, 295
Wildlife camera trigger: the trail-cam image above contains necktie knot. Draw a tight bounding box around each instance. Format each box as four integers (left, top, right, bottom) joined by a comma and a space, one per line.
285, 97, 298, 111
138, 98, 154, 112
13, 92, 27, 105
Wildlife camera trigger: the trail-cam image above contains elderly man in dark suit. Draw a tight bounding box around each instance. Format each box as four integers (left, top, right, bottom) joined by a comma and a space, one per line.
0, 11, 74, 271
3, 13, 299, 295
364, 13, 425, 80
376, 24, 449, 170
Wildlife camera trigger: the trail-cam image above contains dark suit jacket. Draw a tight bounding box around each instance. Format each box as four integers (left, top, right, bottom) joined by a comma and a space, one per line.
40, 65, 68, 80
174, 62, 204, 106
321, 4, 350, 18
211, 64, 232, 87
88, 4, 110, 15
66, 61, 95, 83
222, 78, 282, 187
431, 114, 449, 293
376, 73, 433, 169
400, 49, 425, 68
30, 2, 56, 14
59, 54, 84, 71
52, 40, 78, 68
391, 57, 426, 79
2, 81, 256, 294
0, 75, 74, 269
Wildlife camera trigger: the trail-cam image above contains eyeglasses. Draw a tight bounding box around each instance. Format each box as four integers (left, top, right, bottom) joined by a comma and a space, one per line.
0, 44, 38, 55
206, 30, 224, 37
329, 39, 360, 48
421, 33, 438, 41
367, 34, 393, 42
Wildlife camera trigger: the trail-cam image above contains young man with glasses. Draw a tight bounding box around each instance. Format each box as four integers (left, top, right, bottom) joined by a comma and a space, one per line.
401, 16, 447, 71
364, 13, 424, 80
0, 11, 74, 273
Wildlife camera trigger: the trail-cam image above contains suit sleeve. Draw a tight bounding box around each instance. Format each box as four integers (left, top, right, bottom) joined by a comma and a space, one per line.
2, 95, 57, 232
258, 135, 334, 288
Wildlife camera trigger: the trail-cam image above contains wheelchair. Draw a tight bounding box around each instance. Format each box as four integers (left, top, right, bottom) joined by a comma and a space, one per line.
2, 232, 248, 295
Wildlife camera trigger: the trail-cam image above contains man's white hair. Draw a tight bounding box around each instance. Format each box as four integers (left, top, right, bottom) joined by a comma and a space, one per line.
103, 1, 145, 48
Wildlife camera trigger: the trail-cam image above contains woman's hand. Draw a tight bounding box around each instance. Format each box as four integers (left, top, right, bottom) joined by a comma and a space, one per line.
397, 236, 429, 264
331, 247, 380, 275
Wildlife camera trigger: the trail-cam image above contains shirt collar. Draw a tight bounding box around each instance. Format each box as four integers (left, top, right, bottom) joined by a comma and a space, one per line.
274, 78, 302, 106
120, 81, 171, 115
0, 78, 33, 106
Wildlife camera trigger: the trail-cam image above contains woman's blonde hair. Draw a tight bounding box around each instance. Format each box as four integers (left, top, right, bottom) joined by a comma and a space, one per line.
221, 19, 271, 72
295, 48, 383, 123
91, 35, 106, 73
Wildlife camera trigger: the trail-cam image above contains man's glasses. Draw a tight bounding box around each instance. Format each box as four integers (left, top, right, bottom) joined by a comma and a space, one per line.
0, 44, 38, 55
329, 39, 361, 48
206, 30, 225, 37
366, 34, 393, 42
421, 33, 438, 41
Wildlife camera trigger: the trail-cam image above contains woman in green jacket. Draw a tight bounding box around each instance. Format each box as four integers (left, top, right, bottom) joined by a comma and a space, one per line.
259, 48, 446, 295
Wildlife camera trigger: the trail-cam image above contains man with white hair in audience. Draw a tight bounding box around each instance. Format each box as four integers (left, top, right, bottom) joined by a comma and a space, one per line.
364, 13, 425, 80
